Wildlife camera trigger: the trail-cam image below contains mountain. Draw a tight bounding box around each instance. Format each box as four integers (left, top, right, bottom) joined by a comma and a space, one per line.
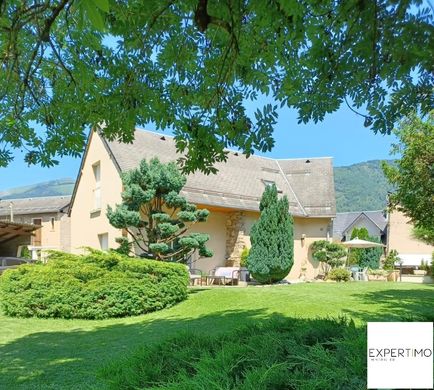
0, 160, 393, 212
0, 178, 75, 200
334, 160, 394, 212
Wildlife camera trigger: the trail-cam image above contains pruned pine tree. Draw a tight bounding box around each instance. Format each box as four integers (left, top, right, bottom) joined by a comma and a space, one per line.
107, 158, 213, 261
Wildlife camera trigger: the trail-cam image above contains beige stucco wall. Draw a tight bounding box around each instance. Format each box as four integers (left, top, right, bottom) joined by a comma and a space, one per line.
189, 210, 228, 273
387, 210, 433, 255
70, 132, 123, 253
11, 212, 69, 251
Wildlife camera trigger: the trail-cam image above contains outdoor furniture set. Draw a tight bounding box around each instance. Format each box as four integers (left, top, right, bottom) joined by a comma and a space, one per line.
188, 266, 249, 286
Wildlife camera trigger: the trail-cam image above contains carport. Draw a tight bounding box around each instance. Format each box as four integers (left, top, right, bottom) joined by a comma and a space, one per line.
0, 220, 40, 257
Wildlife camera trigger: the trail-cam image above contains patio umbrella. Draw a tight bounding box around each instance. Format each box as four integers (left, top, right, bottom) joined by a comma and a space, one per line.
341, 237, 386, 268
341, 238, 386, 249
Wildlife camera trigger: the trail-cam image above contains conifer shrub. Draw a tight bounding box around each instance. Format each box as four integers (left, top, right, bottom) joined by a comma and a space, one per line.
247, 184, 294, 283
0, 250, 188, 319
103, 316, 367, 390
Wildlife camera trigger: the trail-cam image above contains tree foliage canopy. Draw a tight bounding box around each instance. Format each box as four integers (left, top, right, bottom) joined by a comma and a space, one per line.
382, 113, 434, 230
0, 1, 433, 172
107, 157, 212, 261
247, 184, 293, 283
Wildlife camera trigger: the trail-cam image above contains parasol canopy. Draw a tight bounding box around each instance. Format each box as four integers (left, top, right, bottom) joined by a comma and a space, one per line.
341, 237, 386, 249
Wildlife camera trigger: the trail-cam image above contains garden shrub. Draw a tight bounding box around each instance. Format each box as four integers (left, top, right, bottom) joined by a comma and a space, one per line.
102, 316, 367, 390
327, 268, 351, 282
310, 240, 347, 275
240, 247, 249, 268
0, 250, 189, 319
248, 184, 294, 283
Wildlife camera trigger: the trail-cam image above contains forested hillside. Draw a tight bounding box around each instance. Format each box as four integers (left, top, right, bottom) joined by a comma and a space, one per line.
334, 160, 394, 212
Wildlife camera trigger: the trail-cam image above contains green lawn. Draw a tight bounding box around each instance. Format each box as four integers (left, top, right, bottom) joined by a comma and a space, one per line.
1, 282, 433, 389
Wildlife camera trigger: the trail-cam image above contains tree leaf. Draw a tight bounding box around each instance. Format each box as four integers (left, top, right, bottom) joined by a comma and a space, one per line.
92, 0, 110, 13
83, 2, 105, 31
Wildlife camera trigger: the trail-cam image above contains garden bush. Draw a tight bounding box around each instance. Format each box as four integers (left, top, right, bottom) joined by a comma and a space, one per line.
248, 184, 294, 283
327, 268, 351, 282
0, 250, 189, 319
102, 316, 367, 390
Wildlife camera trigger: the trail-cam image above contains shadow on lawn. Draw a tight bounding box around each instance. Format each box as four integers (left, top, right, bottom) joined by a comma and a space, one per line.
0, 285, 433, 389
343, 285, 434, 322
0, 308, 275, 389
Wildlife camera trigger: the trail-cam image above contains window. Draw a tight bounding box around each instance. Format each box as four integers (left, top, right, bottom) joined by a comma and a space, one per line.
93, 187, 101, 210
92, 161, 101, 184
98, 233, 109, 251
92, 162, 101, 210
50, 217, 55, 231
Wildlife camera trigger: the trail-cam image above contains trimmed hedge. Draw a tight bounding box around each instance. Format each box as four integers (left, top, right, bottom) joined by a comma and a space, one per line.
0, 250, 189, 319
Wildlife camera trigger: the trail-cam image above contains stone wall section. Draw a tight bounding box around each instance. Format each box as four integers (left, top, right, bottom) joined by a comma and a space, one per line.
225, 211, 249, 266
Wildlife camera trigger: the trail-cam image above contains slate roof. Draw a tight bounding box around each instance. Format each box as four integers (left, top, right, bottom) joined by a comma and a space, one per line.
0, 196, 71, 217
333, 211, 387, 238
103, 129, 335, 217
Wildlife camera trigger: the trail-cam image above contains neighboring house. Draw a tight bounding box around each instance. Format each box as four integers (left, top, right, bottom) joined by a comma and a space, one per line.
0, 196, 71, 257
69, 129, 336, 280
387, 210, 434, 267
333, 211, 387, 242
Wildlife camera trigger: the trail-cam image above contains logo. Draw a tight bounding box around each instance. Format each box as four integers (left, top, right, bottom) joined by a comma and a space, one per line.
367, 322, 433, 389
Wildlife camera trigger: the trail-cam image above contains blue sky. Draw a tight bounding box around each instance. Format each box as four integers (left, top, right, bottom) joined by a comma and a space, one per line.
0, 103, 397, 191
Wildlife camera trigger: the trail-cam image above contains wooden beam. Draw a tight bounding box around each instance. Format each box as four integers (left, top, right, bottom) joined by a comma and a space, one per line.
0, 234, 20, 244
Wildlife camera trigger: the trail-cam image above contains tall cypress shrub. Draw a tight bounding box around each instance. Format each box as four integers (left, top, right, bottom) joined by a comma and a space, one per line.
247, 184, 294, 283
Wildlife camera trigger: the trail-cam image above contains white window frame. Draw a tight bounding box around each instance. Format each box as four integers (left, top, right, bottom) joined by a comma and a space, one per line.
98, 233, 109, 251
92, 161, 102, 211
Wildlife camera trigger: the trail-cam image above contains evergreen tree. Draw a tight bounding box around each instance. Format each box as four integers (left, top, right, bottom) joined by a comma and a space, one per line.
247, 185, 293, 284
107, 158, 213, 261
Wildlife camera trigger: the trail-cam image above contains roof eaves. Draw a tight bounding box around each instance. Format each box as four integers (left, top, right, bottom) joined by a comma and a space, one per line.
68, 130, 93, 216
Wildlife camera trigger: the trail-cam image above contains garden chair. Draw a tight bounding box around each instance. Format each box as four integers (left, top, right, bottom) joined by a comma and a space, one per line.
208, 267, 240, 286
349, 266, 360, 281
185, 266, 203, 286
358, 267, 369, 281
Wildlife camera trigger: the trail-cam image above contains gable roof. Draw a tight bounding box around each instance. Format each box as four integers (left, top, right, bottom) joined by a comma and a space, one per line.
101, 129, 335, 217
333, 210, 387, 238
0, 196, 71, 217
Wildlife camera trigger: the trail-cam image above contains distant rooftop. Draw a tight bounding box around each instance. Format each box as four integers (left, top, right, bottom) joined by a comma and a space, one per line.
333, 210, 387, 238
0, 195, 71, 217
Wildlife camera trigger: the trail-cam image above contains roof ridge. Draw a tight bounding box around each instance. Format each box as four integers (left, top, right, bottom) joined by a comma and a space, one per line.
336, 210, 384, 214
133, 128, 332, 163
0, 195, 71, 202
275, 160, 307, 216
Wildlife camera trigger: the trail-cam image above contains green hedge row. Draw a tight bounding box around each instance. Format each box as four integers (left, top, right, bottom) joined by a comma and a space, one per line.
0, 250, 189, 319
103, 316, 367, 389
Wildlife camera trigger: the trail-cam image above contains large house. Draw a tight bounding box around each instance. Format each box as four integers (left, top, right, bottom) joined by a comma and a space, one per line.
333, 210, 387, 243
387, 210, 433, 267
0, 196, 71, 257
69, 129, 336, 280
